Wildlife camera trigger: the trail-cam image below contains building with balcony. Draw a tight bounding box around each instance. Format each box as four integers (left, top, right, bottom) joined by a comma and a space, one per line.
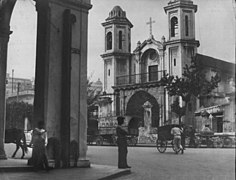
194, 54, 235, 133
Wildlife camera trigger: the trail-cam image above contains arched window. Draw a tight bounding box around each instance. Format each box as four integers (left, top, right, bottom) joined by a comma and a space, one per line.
119, 31, 122, 49
185, 15, 189, 36
171, 17, 178, 37
106, 32, 112, 50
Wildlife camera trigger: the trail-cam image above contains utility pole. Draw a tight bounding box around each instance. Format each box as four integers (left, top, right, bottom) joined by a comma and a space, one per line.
17, 82, 20, 102
12, 69, 14, 94
163, 70, 166, 125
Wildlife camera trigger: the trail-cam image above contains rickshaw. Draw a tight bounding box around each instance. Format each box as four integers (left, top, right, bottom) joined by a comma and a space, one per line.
156, 124, 182, 153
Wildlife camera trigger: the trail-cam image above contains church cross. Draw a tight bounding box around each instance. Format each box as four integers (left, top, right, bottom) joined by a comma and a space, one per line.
146, 17, 155, 37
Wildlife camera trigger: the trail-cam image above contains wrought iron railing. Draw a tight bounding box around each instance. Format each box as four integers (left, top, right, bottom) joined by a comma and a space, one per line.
116, 70, 166, 86
6, 89, 35, 98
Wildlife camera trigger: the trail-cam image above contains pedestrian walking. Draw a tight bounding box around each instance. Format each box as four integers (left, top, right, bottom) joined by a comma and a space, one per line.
116, 116, 131, 169
171, 125, 184, 154
28, 121, 52, 171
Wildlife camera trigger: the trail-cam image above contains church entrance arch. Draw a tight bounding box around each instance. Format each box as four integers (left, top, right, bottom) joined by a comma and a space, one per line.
126, 90, 159, 128
126, 90, 159, 144
128, 117, 141, 136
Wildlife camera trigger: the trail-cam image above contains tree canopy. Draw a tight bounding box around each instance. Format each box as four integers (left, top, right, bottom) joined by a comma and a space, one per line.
6, 101, 33, 129
161, 57, 221, 124
87, 77, 102, 119
161, 57, 220, 104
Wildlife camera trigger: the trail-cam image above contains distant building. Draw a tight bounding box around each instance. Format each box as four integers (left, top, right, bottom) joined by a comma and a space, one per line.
6, 73, 34, 104
194, 54, 235, 133
90, 78, 103, 95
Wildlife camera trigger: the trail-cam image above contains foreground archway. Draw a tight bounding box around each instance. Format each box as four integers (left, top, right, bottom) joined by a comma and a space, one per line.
0, 0, 17, 160
0, 0, 92, 168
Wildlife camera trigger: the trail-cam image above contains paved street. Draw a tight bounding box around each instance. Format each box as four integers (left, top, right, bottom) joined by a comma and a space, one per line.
87, 146, 235, 180
1, 144, 130, 180
3, 144, 235, 180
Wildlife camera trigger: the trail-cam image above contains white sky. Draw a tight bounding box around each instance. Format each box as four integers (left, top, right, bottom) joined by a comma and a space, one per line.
7, 0, 235, 82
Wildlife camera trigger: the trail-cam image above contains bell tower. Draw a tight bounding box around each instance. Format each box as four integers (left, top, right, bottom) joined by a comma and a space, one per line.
101, 6, 133, 95
164, 0, 200, 77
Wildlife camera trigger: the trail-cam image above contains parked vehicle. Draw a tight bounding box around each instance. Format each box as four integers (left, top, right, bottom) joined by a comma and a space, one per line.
195, 132, 235, 148
87, 117, 138, 146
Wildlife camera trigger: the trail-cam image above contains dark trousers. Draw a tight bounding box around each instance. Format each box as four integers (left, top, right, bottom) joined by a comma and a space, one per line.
117, 138, 128, 168
181, 136, 186, 149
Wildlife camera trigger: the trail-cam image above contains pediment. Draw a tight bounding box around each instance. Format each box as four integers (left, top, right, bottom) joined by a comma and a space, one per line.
133, 36, 163, 53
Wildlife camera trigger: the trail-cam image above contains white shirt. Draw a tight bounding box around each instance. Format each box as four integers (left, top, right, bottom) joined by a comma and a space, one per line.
171, 127, 183, 136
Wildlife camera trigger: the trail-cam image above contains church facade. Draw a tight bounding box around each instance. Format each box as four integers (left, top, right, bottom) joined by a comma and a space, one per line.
99, 0, 235, 143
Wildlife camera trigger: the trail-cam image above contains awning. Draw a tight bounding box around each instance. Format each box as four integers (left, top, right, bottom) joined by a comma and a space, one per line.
195, 105, 224, 116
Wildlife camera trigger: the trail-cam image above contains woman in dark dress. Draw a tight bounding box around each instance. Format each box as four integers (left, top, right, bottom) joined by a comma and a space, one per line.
116, 116, 131, 169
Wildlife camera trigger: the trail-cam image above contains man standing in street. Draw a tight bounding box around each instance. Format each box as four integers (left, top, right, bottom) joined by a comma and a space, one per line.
116, 116, 131, 169
171, 125, 184, 154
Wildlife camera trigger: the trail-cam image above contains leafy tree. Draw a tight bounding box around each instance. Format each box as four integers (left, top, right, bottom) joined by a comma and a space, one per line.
161, 57, 220, 124
6, 101, 33, 129
87, 81, 100, 109
87, 77, 102, 135
87, 76, 101, 119
171, 97, 186, 124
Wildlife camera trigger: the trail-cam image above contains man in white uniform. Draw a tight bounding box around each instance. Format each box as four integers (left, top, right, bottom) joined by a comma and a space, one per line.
171, 125, 183, 154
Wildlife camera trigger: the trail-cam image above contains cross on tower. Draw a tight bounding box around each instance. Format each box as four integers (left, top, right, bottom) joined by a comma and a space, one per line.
146, 17, 155, 38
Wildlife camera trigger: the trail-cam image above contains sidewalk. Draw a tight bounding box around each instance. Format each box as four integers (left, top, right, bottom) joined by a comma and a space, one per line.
0, 158, 131, 180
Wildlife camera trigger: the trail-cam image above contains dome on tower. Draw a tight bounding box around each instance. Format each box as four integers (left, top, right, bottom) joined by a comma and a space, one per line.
108, 5, 126, 18
168, 0, 193, 4
102, 5, 133, 29
93, 78, 103, 86
169, 0, 191, 2
112, 6, 122, 12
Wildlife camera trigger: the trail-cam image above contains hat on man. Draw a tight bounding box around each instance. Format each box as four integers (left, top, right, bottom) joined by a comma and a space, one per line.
117, 116, 125, 121
117, 116, 125, 125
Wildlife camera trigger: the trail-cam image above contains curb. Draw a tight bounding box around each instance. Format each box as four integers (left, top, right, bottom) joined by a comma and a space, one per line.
0, 166, 34, 172
98, 169, 131, 180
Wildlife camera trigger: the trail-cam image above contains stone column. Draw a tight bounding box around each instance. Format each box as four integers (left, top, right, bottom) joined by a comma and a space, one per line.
77, 4, 91, 167
34, 0, 50, 128
0, 0, 16, 160
33, 0, 92, 168
143, 101, 153, 133
0, 34, 8, 160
